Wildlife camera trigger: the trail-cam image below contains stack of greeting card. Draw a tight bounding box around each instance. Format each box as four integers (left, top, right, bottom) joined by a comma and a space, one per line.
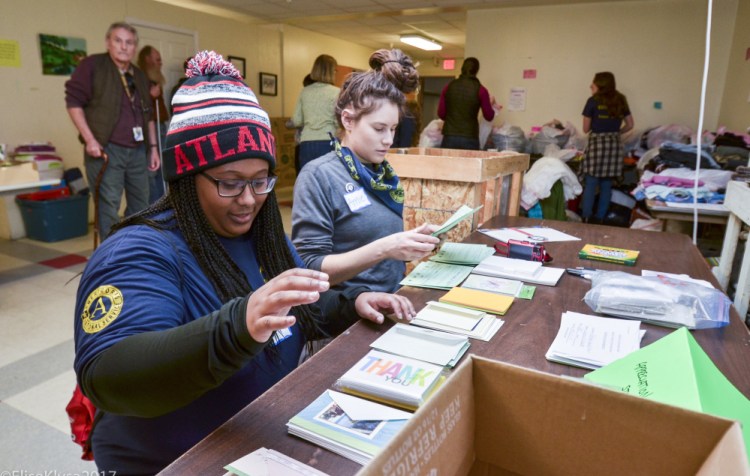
335, 349, 445, 410
410, 301, 504, 341
287, 390, 412, 465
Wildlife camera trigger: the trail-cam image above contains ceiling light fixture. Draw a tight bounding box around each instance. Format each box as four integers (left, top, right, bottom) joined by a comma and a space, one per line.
400, 34, 442, 51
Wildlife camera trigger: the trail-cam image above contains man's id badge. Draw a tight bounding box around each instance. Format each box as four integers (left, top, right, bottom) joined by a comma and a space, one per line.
132, 126, 144, 142
344, 187, 371, 212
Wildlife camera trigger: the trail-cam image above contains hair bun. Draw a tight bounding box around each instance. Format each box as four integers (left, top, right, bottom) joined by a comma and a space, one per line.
186, 50, 242, 79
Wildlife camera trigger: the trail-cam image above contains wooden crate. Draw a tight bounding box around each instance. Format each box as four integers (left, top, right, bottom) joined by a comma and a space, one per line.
387, 148, 529, 242
269, 117, 297, 190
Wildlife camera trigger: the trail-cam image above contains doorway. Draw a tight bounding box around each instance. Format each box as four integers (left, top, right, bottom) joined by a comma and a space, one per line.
126, 19, 198, 106
420, 76, 453, 129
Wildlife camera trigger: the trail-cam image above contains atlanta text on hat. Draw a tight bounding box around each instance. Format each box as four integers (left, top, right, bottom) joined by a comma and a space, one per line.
166, 125, 276, 177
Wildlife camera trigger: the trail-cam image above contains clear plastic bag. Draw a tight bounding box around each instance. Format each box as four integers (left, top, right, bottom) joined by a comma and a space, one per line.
583, 271, 730, 329
491, 124, 527, 152
530, 121, 569, 155
418, 119, 443, 148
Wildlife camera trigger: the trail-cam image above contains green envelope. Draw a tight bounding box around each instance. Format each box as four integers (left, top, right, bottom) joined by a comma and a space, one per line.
585, 327, 750, 460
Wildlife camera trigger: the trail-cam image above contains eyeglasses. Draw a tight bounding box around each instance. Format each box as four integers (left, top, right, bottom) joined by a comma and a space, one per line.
200, 172, 277, 197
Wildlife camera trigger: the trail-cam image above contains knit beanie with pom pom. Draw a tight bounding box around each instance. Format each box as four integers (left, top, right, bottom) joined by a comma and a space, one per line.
161, 50, 275, 182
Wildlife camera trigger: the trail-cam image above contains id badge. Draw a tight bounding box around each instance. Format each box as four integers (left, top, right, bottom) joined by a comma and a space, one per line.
344, 187, 371, 212
272, 327, 292, 346
132, 126, 144, 142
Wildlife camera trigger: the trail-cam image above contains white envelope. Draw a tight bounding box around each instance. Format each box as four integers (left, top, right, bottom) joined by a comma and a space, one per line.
225, 447, 328, 476
328, 390, 412, 422
370, 323, 469, 367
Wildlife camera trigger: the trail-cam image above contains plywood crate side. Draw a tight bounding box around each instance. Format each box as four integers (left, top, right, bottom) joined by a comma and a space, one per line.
275, 143, 297, 189
420, 180, 475, 211
481, 153, 530, 178
402, 207, 418, 231
401, 178, 423, 205
388, 154, 485, 182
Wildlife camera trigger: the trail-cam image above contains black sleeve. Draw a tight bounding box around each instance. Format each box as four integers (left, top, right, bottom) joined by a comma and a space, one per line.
314, 285, 370, 337
79, 296, 266, 418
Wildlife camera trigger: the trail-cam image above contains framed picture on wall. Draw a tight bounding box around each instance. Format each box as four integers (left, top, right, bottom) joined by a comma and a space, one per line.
259, 72, 277, 96
228, 56, 246, 78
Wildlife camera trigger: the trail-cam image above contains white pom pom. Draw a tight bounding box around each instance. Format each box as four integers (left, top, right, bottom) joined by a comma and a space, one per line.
185, 50, 242, 79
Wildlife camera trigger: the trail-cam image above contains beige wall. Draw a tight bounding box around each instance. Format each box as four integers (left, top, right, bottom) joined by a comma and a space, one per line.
467, 0, 741, 134
0, 0, 288, 172
280, 25, 372, 117
719, 0, 750, 132
2, 0, 746, 178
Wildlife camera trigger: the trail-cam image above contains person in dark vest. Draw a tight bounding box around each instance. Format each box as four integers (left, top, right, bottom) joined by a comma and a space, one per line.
438, 57, 500, 150
65, 22, 160, 240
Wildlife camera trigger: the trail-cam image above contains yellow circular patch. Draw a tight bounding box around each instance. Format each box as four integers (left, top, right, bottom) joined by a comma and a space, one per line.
81, 285, 124, 334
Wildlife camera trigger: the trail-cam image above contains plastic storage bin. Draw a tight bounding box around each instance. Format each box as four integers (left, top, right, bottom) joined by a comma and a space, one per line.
15, 193, 89, 242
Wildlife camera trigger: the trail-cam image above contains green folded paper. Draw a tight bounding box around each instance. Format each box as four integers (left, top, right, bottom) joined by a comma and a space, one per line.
585, 327, 750, 460
431, 205, 483, 237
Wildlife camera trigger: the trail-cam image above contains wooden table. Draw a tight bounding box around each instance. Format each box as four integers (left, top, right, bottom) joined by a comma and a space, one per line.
160, 216, 750, 476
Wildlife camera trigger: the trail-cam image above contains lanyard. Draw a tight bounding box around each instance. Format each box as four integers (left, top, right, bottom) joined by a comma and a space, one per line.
118, 70, 136, 103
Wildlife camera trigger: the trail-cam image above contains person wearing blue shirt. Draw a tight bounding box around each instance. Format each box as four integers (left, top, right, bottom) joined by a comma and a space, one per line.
73, 51, 414, 475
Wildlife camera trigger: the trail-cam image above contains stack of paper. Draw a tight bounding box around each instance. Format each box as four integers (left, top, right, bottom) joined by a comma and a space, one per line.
473, 255, 565, 286
399, 260, 473, 290
336, 349, 445, 410
479, 226, 581, 243
438, 286, 514, 315
287, 390, 412, 465
545, 311, 643, 369
370, 323, 469, 367
410, 301, 504, 341
429, 242, 495, 265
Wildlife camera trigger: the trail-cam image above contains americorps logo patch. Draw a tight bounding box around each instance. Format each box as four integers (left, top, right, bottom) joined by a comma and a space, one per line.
81, 285, 124, 334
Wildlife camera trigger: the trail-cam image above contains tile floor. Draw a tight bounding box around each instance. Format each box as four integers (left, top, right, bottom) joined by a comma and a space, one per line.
0, 202, 294, 473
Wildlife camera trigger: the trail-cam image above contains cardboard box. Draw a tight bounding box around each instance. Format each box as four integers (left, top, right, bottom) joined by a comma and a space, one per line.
360, 356, 748, 476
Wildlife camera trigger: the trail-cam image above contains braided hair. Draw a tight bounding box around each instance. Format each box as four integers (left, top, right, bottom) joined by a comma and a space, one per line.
111, 177, 322, 348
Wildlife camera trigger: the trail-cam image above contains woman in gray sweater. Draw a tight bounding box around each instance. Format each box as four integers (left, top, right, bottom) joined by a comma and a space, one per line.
292, 49, 439, 293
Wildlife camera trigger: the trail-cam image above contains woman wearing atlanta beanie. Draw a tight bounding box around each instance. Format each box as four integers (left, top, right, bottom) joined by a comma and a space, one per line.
292, 49, 440, 294
72, 51, 414, 475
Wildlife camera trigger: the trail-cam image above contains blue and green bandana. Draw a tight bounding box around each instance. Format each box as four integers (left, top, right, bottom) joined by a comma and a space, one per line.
334, 138, 404, 217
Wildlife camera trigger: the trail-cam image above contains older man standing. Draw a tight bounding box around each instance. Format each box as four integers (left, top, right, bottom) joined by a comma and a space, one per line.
66, 22, 160, 240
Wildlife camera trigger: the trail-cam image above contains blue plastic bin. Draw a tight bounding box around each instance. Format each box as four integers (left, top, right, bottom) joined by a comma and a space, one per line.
15, 193, 89, 242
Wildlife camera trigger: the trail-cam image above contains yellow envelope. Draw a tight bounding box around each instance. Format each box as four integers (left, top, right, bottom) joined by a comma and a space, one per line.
439, 287, 514, 315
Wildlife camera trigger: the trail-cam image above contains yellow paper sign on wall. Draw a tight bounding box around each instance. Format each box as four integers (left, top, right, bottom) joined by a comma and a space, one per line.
0, 39, 21, 67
